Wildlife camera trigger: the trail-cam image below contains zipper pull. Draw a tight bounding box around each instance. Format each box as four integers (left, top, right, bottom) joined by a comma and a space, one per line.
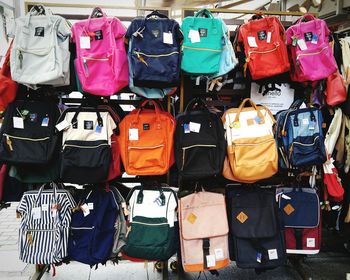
289, 143, 294, 159
139, 55, 148, 66
126, 226, 131, 238
27, 232, 33, 245
18, 51, 23, 69
83, 58, 89, 76
6, 136, 13, 151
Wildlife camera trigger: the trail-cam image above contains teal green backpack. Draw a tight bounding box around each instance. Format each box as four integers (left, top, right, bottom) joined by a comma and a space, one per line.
181, 9, 223, 75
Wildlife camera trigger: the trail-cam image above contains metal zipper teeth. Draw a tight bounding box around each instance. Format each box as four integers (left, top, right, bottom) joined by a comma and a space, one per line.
82, 57, 109, 61
63, 143, 109, 149
296, 46, 328, 60
181, 144, 217, 171
248, 44, 279, 56
18, 47, 53, 56
26, 229, 55, 232
128, 144, 165, 150
232, 138, 274, 146
182, 45, 222, 52
3, 133, 50, 141
133, 51, 179, 57
292, 135, 320, 146
132, 221, 168, 226
71, 226, 94, 230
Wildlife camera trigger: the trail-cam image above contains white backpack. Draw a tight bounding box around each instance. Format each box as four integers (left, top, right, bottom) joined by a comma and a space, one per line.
10, 5, 71, 88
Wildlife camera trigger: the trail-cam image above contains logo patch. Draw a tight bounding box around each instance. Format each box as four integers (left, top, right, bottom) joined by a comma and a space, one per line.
198, 28, 208, 37
304, 32, 313, 42
151, 29, 160, 38
94, 30, 103, 40
236, 211, 248, 223
35, 27, 44, 37
257, 30, 267, 41
143, 123, 150, 130
187, 213, 197, 224
84, 120, 94, 130
284, 203, 295, 215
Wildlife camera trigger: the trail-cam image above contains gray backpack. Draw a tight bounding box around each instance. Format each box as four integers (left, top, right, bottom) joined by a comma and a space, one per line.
10, 5, 71, 88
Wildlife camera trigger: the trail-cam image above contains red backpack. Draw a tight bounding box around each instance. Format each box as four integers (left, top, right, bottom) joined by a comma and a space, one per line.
238, 15, 290, 80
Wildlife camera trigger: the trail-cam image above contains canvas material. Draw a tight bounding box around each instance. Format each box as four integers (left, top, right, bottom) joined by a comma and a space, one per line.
10, 7, 71, 88
181, 9, 223, 75
222, 98, 277, 182
286, 14, 337, 82
238, 16, 290, 80
17, 185, 76, 264
72, 11, 128, 96
285, 226, 321, 254
179, 192, 229, 272
325, 72, 347, 106
118, 100, 176, 176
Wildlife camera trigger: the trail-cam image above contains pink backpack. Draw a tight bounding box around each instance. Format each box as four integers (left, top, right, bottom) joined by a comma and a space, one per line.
72, 8, 128, 96
286, 14, 337, 82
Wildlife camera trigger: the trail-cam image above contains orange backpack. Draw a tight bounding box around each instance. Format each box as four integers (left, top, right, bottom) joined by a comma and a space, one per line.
118, 100, 176, 175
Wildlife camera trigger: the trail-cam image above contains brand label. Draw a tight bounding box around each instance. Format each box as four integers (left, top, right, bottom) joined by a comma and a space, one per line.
35, 27, 44, 37
257, 30, 267, 40
151, 29, 160, 38
143, 123, 150, 130
29, 113, 37, 122
94, 30, 103, 40
304, 32, 313, 42
84, 120, 94, 130
268, 249, 278, 260
198, 28, 208, 37
236, 211, 248, 223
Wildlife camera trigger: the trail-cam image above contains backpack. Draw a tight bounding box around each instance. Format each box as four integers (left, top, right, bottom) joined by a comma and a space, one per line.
118, 100, 176, 176
17, 183, 76, 264
181, 9, 223, 75
0, 99, 60, 165
179, 191, 230, 272
222, 98, 278, 183
123, 185, 178, 261
286, 14, 337, 82
277, 187, 321, 254
10, 5, 71, 88
72, 7, 128, 96
238, 15, 290, 80
57, 106, 119, 184
0, 41, 17, 113
227, 188, 286, 269
68, 186, 119, 266
275, 100, 327, 168
125, 10, 183, 88
175, 98, 226, 179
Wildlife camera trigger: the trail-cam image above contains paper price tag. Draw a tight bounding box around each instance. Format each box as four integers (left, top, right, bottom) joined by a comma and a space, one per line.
302, 118, 309, 125
266, 32, 272, 43
80, 204, 90, 217
282, 194, 291, 200
189, 122, 201, 133
268, 249, 278, 260
163, 32, 173, 44
41, 204, 49, 211
32, 207, 41, 220
87, 203, 94, 210
307, 238, 315, 248
214, 248, 224, 260
41, 117, 49, 127
129, 128, 139, 141
297, 39, 307, 50
80, 36, 91, 49
206, 255, 216, 267
56, 120, 70, 131
247, 36, 258, 47
189, 29, 200, 43
13, 117, 24, 129
311, 34, 318, 44
184, 123, 190, 134
95, 125, 102, 133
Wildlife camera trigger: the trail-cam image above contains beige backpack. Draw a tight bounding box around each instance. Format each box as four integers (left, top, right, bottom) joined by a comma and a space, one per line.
179, 191, 230, 272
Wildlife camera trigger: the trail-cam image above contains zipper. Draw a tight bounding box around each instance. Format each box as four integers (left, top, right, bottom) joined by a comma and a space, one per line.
181, 144, 217, 171
296, 46, 328, 63
17, 47, 54, 69
133, 51, 179, 66
4, 133, 50, 142
232, 138, 274, 147
128, 144, 165, 150
26, 228, 55, 232
132, 221, 168, 226
248, 43, 279, 58
182, 45, 222, 52
18, 50, 23, 69
289, 136, 320, 158
82, 56, 109, 76
71, 226, 94, 230
63, 143, 109, 149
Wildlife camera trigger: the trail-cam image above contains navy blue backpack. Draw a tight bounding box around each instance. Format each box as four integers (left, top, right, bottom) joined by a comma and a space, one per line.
68, 187, 119, 266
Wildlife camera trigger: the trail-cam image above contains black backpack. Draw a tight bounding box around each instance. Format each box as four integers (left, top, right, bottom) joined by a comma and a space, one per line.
0, 99, 60, 165
227, 187, 286, 269
175, 98, 226, 179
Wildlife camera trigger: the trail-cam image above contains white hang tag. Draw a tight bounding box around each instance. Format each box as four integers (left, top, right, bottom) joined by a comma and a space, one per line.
41, 204, 49, 212
266, 32, 272, 43
163, 32, 173, 44
268, 249, 278, 260
302, 118, 309, 125
282, 194, 291, 200
189, 122, 201, 133
189, 29, 200, 43
195, 76, 201, 86
214, 248, 224, 260
247, 36, 258, 47
80, 204, 90, 217
56, 120, 70, 131
87, 203, 94, 210
206, 255, 216, 267
307, 238, 315, 248
80, 36, 91, 49
13, 117, 24, 129
32, 207, 42, 220
129, 128, 139, 141
297, 39, 307, 50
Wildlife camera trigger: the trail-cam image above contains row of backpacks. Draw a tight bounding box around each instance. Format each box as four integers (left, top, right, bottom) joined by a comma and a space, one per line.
3, 6, 340, 98
0, 95, 333, 185
17, 182, 321, 273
